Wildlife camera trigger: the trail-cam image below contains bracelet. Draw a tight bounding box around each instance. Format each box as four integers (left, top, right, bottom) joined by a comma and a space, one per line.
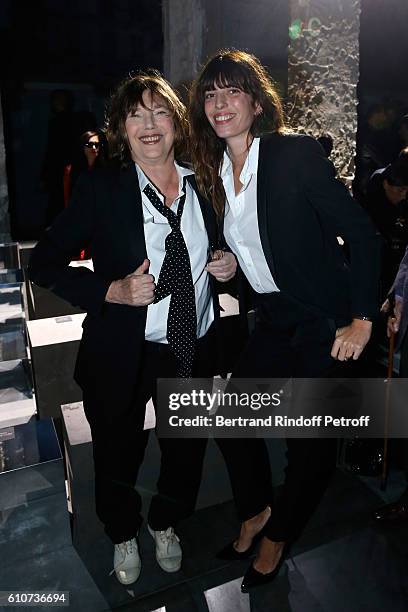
353, 316, 372, 322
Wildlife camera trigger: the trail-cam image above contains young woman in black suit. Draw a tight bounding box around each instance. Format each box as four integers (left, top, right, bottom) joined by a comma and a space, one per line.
189, 49, 380, 591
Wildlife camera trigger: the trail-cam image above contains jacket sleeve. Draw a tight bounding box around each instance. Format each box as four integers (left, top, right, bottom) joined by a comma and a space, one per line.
390, 246, 408, 298
28, 173, 111, 315
298, 136, 381, 318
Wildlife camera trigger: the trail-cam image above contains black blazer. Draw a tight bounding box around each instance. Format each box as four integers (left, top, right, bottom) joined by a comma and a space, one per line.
28, 163, 220, 419
235, 133, 381, 323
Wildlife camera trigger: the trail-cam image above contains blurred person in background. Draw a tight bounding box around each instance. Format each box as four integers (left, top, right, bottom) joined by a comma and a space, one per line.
376, 248, 408, 523
63, 130, 108, 259
63, 130, 108, 205
354, 102, 400, 200
363, 149, 408, 300
397, 114, 408, 150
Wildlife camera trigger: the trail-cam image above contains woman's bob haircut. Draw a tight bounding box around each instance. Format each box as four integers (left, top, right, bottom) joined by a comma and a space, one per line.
106, 70, 188, 166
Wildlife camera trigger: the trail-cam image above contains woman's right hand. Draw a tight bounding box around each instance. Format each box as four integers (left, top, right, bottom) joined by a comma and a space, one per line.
105, 259, 155, 306
206, 251, 237, 282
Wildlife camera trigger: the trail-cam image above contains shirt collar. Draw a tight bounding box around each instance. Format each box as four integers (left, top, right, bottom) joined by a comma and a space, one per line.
220, 150, 232, 179
245, 137, 260, 179
136, 161, 194, 196
220, 137, 260, 187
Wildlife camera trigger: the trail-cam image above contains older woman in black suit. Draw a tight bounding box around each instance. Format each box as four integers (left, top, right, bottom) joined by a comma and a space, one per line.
189, 49, 380, 591
29, 71, 236, 586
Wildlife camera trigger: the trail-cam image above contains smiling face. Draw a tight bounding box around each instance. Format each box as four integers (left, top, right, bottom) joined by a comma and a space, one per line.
124, 89, 175, 167
204, 84, 261, 149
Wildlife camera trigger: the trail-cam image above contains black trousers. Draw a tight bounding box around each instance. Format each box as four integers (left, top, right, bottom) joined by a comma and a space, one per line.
220, 291, 339, 542
83, 329, 215, 544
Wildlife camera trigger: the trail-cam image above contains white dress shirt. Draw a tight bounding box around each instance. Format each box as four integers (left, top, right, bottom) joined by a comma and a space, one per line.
136, 162, 214, 343
221, 137, 279, 294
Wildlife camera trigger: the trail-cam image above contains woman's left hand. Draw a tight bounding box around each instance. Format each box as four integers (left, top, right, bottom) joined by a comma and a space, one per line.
330, 318, 372, 361
206, 251, 237, 282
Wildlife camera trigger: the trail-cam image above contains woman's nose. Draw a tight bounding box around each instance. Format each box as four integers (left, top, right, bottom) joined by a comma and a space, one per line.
215, 92, 227, 109
144, 112, 155, 129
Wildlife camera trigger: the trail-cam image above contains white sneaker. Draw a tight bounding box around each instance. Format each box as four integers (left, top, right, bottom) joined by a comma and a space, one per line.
111, 537, 141, 585
148, 525, 182, 572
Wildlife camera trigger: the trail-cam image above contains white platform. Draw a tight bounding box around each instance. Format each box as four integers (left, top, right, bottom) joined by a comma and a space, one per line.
26, 314, 86, 348
0, 359, 37, 428
62, 397, 156, 441
69, 259, 94, 271
0, 398, 37, 429
0, 286, 24, 327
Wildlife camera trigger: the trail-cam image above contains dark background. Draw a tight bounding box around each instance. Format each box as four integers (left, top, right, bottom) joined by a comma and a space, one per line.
0, 0, 407, 239
360, 0, 408, 94
0, 0, 163, 239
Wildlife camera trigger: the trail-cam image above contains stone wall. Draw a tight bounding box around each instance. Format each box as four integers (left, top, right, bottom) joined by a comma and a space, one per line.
203, 0, 288, 84
162, 0, 205, 90
288, 0, 361, 183
163, 0, 360, 182
162, 0, 288, 88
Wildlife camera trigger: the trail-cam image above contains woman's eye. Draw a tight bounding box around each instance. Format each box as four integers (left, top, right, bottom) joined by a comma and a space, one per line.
229, 88, 240, 95
205, 92, 215, 100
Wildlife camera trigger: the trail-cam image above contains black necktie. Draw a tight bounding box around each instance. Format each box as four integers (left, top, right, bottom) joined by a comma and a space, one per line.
143, 180, 197, 377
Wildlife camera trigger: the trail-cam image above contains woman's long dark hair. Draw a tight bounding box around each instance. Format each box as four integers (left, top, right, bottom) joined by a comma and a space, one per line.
106, 70, 188, 166
189, 49, 286, 218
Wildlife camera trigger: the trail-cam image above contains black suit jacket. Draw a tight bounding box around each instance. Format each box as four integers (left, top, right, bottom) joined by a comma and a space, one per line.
235, 133, 381, 324
28, 163, 220, 419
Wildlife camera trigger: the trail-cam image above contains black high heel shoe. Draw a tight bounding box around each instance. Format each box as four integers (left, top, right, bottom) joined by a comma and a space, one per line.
216, 531, 263, 561
240, 548, 287, 592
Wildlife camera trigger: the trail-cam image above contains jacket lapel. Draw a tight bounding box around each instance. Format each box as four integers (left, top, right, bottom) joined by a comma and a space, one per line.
257, 136, 277, 280
115, 163, 147, 271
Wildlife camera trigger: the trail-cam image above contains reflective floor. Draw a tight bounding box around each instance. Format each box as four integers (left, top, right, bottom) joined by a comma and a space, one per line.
110, 468, 408, 612
1, 437, 407, 612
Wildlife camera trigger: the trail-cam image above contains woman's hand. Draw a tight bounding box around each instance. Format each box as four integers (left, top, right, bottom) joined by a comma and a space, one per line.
105, 259, 155, 306
386, 298, 403, 337
206, 251, 237, 282
331, 318, 372, 361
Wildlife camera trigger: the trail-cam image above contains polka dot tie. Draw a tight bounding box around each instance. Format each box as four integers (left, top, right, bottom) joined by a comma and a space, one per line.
143, 181, 197, 377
